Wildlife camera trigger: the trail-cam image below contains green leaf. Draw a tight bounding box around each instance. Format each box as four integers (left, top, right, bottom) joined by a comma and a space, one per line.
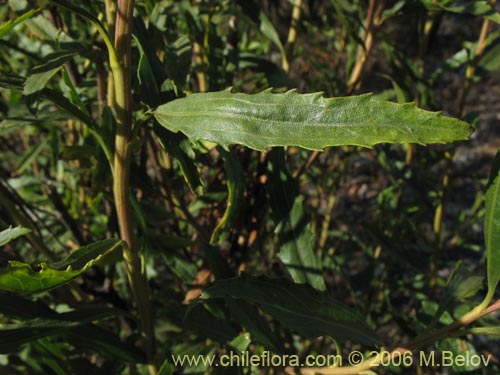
49, 0, 115, 68
23, 50, 81, 95
63, 325, 146, 363
268, 149, 325, 291
24, 69, 59, 96
437, 338, 481, 372
50, 239, 122, 270
210, 148, 245, 244
0, 8, 39, 39
484, 150, 500, 299
154, 124, 204, 195
0, 72, 24, 90
0, 226, 31, 246
198, 243, 286, 352
258, 11, 285, 57
0, 239, 122, 293
16, 136, 50, 173
0, 318, 80, 354
133, 25, 202, 194
228, 333, 251, 352
480, 43, 500, 72
201, 275, 379, 345
0, 261, 87, 294
158, 360, 173, 375
164, 36, 192, 89
0, 293, 143, 362
184, 303, 238, 343
225, 299, 285, 353
0, 307, 126, 354
0, 293, 54, 319
421, 0, 500, 23
431, 262, 483, 326
154, 89, 473, 151
469, 326, 500, 336
133, 33, 162, 107
50, 0, 101, 25
0, 73, 94, 126
201, 243, 232, 280
24, 12, 76, 44
379, 1, 405, 23
161, 252, 197, 284
171, 342, 216, 374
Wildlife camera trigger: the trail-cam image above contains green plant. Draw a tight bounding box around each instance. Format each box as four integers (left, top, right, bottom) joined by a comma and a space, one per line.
1, 1, 499, 375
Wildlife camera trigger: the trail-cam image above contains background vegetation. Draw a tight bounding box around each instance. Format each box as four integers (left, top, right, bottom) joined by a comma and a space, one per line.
1, 0, 500, 374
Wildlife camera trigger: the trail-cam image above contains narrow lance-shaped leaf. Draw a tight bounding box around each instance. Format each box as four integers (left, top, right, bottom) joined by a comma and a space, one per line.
210, 147, 245, 244
0, 307, 128, 354
421, 0, 500, 24
484, 150, 500, 299
132, 24, 203, 195
0, 73, 94, 126
437, 339, 481, 372
258, 11, 286, 58
23, 49, 82, 96
0, 8, 40, 38
268, 149, 326, 291
469, 326, 500, 336
201, 275, 379, 345
431, 261, 483, 325
154, 89, 473, 151
225, 299, 285, 353
158, 360, 173, 375
0, 226, 31, 247
229, 332, 252, 353
0, 239, 122, 293
183, 303, 238, 343
154, 124, 204, 196
200, 244, 285, 353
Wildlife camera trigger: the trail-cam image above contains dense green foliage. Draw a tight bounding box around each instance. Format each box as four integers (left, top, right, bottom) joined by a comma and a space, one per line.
1, 1, 500, 375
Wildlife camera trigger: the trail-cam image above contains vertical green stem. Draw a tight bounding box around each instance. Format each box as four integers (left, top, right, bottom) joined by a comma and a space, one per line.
318, 194, 336, 251
111, 0, 157, 371
347, 0, 385, 94
458, 16, 491, 116
193, 41, 208, 92
430, 11, 493, 290
282, 0, 303, 73
105, 0, 116, 107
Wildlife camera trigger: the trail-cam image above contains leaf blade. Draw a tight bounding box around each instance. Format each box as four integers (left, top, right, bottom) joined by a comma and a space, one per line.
0, 239, 122, 293
23, 50, 81, 96
210, 148, 245, 244
155, 90, 473, 151
0, 226, 31, 246
201, 275, 379, 345
268, 149, 326, 291
484, 150, 500, 299
0, 8, 40, 39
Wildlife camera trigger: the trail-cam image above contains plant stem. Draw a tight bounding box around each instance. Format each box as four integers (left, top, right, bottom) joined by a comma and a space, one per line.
430, 12, 493, 290
287, 299, 500, 375
105, 0, 116, 107
111, 0, 157, 371
193, 41, 208, 92
430, 150, 451, 290
282, 0, 303, 73
458, 16, 491, 116
347, 0, 384, 95
318, 194, 336, 251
